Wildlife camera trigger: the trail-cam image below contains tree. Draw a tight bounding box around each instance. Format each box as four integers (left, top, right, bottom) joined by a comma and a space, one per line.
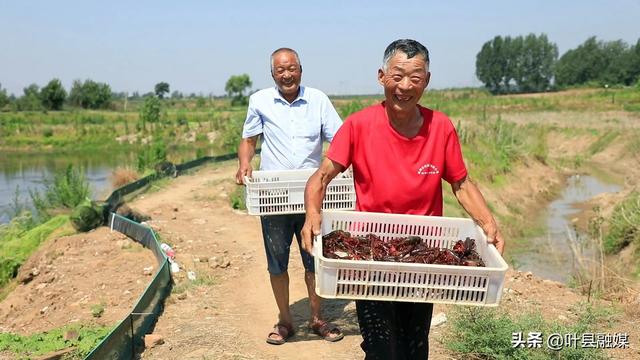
476, 34, 557, 94
225, 74, 252, 106
155, 82, 170, 99
513, 34, 558, 92
40, 79, 67, 110
17, 84, 42, 111
139, 96, 162, 132
555, 37, 610, 87
0, 83, 8, 109
68, 79, 112, 109
476, 36, 510, 94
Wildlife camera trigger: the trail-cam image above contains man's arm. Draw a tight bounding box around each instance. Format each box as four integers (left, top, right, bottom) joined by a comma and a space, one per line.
301, 158, 345, 254
451, 176, 505, 255
235, 135, 259, 184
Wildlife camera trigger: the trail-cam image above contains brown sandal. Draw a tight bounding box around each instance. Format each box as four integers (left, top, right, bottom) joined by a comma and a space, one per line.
310, 321, 344, 342
266, 323, 294, 345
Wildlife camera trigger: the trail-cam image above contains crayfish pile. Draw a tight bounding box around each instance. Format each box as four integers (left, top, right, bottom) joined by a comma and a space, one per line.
322, 230, 485, 267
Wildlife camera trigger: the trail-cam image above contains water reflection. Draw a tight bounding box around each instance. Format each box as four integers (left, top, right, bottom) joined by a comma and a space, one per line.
0, 152, 136, 224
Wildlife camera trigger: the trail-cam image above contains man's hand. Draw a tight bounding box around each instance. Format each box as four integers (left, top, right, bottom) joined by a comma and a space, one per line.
481, 221, 505, 255
235, 163, 252, 185
236, 136, 258, 185
301, 212, 322, 255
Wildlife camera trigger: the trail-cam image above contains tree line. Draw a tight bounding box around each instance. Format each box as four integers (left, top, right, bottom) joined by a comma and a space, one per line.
0, 74, 254, 112
476, 34, 640, 94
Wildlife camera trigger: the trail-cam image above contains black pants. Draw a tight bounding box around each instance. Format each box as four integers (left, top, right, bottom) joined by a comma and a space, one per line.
356, 300, 434, 360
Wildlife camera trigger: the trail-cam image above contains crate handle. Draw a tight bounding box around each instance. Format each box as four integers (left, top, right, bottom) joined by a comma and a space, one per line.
243, 175, 252, 184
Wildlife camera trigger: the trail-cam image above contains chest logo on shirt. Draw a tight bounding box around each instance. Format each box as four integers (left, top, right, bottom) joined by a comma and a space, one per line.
418, 164, 439, 175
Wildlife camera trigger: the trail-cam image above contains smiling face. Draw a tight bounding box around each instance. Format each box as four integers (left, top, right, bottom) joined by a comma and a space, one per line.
378, 51, 430, 114
271, 50, 302, 102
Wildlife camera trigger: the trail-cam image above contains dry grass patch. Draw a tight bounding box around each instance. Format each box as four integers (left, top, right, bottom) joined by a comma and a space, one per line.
110, 167, 140, 188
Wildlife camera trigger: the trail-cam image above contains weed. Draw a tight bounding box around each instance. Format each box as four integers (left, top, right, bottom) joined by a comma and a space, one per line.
229, 185, 246, 210
90, 303, 105, 318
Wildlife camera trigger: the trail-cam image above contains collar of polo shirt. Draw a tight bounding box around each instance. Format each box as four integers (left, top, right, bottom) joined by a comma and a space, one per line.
273, 86, 308, 105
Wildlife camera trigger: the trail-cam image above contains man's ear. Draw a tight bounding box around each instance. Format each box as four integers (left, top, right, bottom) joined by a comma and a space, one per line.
300, 65, 303, 73
425, 72, 431, 88
377, 68, 385, 86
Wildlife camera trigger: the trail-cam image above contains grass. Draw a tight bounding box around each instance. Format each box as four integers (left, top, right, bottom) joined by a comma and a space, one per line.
603, 191, 640, 256
0, 324, 110, 359
0, 215, 71, 288
444, 302, 613, 359
229, 185, 246, 210
587, 130, 619, 155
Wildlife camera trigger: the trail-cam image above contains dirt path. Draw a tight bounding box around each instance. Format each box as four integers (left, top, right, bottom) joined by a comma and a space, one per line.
2, 157, 638, 359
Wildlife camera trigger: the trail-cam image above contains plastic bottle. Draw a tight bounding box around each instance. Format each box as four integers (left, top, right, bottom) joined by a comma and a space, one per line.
160, 243, 176, 259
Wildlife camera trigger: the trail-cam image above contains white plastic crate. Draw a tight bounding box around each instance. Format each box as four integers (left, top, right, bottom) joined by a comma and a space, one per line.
244, 168, 355, 216
314, 211, 508, 306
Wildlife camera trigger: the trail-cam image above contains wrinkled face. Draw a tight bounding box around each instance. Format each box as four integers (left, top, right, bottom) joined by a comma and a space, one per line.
378, 52, 430, 113
271, 51, 302, 99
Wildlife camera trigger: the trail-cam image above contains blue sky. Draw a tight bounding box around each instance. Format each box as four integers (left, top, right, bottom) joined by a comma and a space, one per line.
1, 0, 639, 96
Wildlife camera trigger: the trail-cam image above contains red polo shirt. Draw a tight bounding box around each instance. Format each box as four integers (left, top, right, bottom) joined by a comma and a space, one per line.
326, 103, 467, 216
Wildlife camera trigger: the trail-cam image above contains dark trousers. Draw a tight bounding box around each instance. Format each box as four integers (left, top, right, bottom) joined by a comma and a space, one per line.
356, 300, 434, 360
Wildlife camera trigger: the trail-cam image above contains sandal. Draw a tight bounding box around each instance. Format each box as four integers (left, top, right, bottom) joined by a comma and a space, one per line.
266, 323, 294, 345
310, 321, 344, 342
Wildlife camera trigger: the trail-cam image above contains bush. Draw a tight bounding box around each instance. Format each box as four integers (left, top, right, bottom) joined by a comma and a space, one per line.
29, 164, 91, 220
136, 139, 167, 172
70, 201, 105, 232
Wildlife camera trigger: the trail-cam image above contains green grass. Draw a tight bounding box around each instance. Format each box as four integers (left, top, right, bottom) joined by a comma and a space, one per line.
0, 324, 110, 359
229, 185, 246, 210
0, 215, 71, 288
587, 130, 619, 155
444, 302, 613, 359
603, 191, 640, 257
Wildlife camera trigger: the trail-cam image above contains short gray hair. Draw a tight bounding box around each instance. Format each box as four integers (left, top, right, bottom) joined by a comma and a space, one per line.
270, 48, 302, 72
382, 39, 430, 71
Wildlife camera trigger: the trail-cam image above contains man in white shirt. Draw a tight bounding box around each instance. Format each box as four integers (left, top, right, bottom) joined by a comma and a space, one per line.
235, 48, 344, 345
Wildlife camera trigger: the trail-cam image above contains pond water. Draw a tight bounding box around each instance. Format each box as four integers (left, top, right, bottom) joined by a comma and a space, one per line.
514, 174, 622, 283
0, 152, 135, 224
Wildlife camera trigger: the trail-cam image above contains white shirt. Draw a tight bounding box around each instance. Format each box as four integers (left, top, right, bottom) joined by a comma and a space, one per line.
242, 86, 343, 170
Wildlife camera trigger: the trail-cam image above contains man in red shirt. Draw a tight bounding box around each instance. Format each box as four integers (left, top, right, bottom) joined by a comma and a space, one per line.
302, 39, 505, 359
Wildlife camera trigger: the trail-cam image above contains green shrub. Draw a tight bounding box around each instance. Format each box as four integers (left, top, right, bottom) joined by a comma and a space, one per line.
70, 201, 105, 232
29, 164, 91, 219
136, 139, 168, 172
